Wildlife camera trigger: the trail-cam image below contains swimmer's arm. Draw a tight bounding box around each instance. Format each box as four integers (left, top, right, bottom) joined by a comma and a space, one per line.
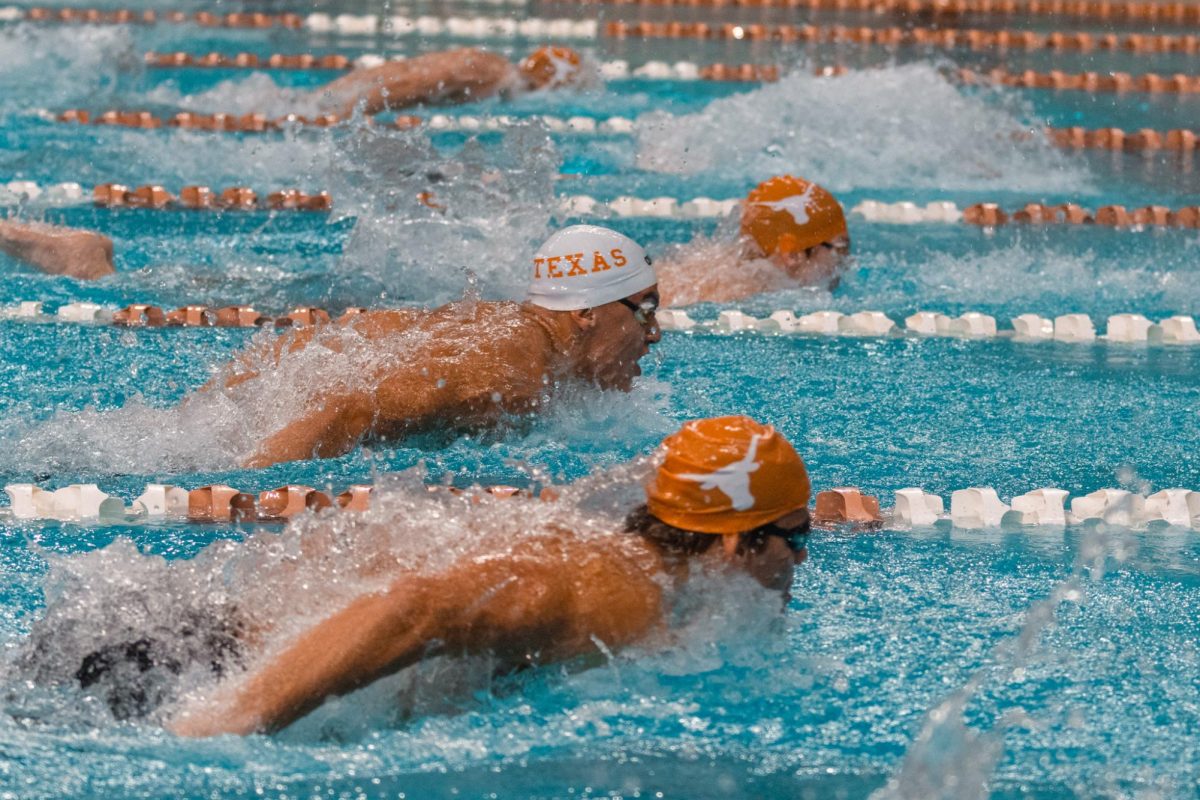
242, 315, 551, 466
0, 219, 115, 280
242, 391, 377, 467
169, 544, 608, 737
315, 48, 514, 116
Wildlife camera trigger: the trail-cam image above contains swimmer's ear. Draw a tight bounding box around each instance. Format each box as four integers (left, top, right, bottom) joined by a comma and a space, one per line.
568, 308, 596, 330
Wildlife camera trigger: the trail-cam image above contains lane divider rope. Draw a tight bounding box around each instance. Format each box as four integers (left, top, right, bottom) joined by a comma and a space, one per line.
5, 297, 1199, 355
544, 0, 1200, 26
14, 2, 1200, 32
19, 9, 599, 38
89, 183, 332, 211
603, 20, 1200, 53
4, 480, 1198, 531
656, 308, 1200, 346
52, 108, 640, 134
960, 201, 1200, 226
14, 7, 1200, 53
3, 5, 532, 30
1044, 125, 1198, 151
558, 196, 1200, 228
962, 66, 1200, 94
142, 51, 783, 82
0, 302, 359, 327
50, 109, 1200, 156
2, 183, 1194, 232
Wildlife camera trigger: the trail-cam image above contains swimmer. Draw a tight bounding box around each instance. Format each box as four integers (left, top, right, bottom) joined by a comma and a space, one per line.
167, 415, 811, 736
213, 224, 660, 467
314, 46, 585, 118
655, 175, 851, 307
0, 218, 115, 280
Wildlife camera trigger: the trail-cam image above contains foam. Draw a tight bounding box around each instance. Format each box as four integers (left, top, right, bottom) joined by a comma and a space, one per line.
142, 72, 321, 119
99, 124, 334, 190
656, 233, 806, 308
324, 123, 561, 304
832, 239, 1200, 318
634, 63, 1091, 194
0, 24, 133, 113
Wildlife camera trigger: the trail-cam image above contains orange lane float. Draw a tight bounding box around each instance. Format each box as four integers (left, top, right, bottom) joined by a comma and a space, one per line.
602, 20, 1200, 53
112, 304, 343, 329
24, 7, 303, 28
555, 0, 1200, 25
89, 183, 332, 212
814, 488, 883, 526
23, 1, 1200, 25
963, 202, 1200, 228
961, 67, 1200, 93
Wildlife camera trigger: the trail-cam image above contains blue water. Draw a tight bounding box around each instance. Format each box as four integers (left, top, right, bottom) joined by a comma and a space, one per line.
0, 7, 1197, 799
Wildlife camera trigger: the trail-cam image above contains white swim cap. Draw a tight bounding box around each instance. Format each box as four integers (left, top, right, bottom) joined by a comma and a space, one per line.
526, 225, 656, 311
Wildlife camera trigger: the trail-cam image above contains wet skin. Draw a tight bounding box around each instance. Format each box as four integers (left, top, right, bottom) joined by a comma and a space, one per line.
216, 288, 661, 468
169, 501, 800, 738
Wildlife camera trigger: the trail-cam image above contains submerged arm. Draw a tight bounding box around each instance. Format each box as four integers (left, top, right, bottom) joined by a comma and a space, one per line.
169, 535, 663, 736
0, 219, 115, 280
315, 48, 515, 116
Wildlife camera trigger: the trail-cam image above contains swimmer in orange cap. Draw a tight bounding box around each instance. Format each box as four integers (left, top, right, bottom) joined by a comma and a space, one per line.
0, 218, 114, 280
656, 175, 851, 307
210, 224, 660, 467
167, 416, 811, 736
315, 45, 586, 117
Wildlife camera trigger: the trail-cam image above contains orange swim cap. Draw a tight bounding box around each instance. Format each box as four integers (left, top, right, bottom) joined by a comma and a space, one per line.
740, 175, 848, 258
518, 46, 583, 90
646, 416, 810, 535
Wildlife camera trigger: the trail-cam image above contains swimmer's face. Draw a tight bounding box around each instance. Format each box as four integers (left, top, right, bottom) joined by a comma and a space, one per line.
770, 236, 850, 290
575, 286, 661, 391
707, 508, 810, 595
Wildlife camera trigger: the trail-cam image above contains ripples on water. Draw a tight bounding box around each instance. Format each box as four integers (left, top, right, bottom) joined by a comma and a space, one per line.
0, 16, 1196, 799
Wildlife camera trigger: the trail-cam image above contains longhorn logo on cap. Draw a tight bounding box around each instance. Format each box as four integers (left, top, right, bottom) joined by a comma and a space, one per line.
675, 434, 762, 510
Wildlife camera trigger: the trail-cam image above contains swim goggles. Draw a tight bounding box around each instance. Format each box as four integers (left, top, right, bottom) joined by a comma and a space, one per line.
618, 293, 660, 326
754, 515, 811, 554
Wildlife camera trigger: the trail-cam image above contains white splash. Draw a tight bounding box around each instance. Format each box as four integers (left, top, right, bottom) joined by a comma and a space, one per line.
635, 62, 1092, 194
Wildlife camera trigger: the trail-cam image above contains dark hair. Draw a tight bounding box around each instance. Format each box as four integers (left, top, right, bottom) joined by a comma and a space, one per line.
623, 504, 721, 556
623, 504, 806, 558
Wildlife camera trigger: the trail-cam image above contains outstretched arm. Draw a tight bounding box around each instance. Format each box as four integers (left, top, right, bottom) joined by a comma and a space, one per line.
169, 534, 663, 736
0, 219, 115, 279
315, 48, 516, 116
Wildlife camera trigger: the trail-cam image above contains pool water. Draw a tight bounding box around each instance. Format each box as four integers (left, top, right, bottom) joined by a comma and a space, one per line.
0, 4, 1197, 798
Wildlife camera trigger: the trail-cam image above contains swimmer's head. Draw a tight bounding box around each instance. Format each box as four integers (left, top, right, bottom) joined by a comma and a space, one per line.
740, 175, 849, 279
648, 416, 810, 535
518, 46, 583, 90
527, 225, 660, 391
631, 416, 811, 592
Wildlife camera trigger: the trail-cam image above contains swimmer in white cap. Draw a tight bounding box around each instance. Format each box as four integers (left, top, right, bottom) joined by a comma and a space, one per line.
216, 224, 660, 467
315, 45, 587, 118
0, 218, 114, 280
160, 416, 811, 736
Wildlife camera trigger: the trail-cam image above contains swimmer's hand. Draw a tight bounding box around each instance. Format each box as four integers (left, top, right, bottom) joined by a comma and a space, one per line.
0, 219, 115, 280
